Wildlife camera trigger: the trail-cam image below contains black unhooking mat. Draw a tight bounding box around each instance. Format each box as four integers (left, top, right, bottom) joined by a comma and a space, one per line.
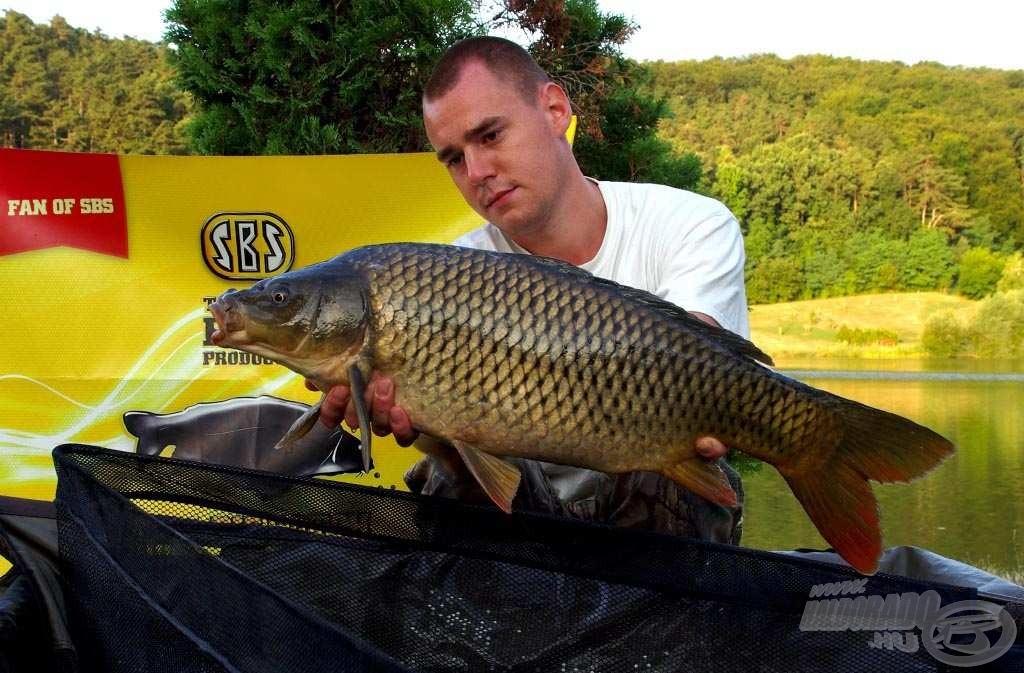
3, 443, 1021, 672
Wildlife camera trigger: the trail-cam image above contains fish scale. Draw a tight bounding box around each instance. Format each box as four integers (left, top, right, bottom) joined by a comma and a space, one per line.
362, 245, 774, 466
210, 242, 955, 574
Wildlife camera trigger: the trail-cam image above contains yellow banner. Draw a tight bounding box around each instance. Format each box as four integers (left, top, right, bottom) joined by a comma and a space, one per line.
0, 149, 488, 501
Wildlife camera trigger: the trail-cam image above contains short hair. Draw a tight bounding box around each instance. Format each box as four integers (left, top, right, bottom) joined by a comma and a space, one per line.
423, 36, 551, 104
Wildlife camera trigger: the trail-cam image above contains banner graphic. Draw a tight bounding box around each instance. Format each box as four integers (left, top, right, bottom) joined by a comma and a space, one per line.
0, 147, 484, 501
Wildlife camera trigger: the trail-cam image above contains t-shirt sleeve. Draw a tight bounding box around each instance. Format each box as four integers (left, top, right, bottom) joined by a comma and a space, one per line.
452, 224, 512, 253
657, 206, 750, 338
453, 228, 487, 249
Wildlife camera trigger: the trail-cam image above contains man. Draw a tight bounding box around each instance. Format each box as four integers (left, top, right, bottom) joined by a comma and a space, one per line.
313, 36, 749, 543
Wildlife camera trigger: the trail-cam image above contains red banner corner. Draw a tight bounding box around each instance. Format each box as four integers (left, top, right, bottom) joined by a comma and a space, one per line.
0, 148, 128, 258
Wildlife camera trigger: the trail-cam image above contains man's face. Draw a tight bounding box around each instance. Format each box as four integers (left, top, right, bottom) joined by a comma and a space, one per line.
423, 61, 570, 239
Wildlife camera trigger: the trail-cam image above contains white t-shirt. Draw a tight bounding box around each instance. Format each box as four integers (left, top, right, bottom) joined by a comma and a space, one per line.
454, 180, 750, 337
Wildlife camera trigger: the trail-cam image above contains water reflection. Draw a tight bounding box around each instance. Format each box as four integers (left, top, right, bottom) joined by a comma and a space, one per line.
743, 360, 1024, 578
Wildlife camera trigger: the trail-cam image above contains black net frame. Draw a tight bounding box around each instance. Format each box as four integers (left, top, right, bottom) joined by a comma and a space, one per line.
51, 443, 1022, 672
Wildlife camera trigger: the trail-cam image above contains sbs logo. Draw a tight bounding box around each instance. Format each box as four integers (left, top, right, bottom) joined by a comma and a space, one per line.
201, 212, 295, 280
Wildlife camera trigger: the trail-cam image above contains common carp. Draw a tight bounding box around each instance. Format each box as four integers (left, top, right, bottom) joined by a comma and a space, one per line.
209, 243, 954, 574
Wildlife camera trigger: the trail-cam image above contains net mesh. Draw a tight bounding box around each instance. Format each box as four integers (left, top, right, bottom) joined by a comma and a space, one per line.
53, 444, 1011, 672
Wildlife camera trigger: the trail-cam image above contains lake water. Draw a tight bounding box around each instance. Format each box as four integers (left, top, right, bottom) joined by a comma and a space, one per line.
742, 358, 1024, 579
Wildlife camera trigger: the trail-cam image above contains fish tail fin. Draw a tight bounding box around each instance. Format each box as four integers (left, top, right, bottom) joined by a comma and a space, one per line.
784, 397, 955, 575
829, 398, 956, 484
783, 466, 882, 574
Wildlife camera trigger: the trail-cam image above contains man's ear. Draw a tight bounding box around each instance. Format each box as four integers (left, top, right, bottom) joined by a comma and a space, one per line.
539, 82, 573, 137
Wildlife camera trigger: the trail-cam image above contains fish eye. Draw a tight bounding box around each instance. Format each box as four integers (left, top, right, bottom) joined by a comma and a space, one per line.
272, 290, 287, 303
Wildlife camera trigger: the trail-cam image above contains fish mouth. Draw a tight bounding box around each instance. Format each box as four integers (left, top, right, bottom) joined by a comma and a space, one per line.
208, 300, 245, 345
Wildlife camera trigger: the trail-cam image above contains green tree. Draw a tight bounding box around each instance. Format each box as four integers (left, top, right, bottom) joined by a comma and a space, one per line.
708, 147, 748, 221
921, 311, 967, 358
491, 0, 700, 189
165, 0, 480, 154
903, 229, 955, 291
969, 290, 1024, 357
0, 11, 53, 147
746, 256, 802, 303
903, 155, 971, 233
0, 11, 189, 153
957, 247, 1006, 299
998, 252, 1024, 292
648, 54, 1024, 299
801, 241, 843, 298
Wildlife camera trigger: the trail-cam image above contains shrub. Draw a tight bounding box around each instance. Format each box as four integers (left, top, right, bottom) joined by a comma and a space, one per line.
835, 325, 900, 346
921, 312, 968, 358
997, 252, 1024, 292
969, 290, 1024, 358
957, 247, 1006, 299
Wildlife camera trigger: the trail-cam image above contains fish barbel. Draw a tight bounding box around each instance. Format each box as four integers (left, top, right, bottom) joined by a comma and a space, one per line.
209, 243, 954, 574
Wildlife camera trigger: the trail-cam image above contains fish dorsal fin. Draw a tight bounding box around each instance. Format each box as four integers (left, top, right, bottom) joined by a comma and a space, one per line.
637, 295, 774, 367
520, 253, 774, 367
452, 440, 522, 513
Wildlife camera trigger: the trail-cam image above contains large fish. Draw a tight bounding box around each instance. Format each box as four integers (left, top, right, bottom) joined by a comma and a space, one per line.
209, 243, 954, 574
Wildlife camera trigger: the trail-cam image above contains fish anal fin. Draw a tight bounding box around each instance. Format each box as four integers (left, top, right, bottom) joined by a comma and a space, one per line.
661, 458, 738, 508
452, 440, 521, 514
783, 465, 881, 575
275, 394, 324, 450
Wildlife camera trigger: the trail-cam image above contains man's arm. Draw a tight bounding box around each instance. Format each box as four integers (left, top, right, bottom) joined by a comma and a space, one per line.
657, 206, 750, 339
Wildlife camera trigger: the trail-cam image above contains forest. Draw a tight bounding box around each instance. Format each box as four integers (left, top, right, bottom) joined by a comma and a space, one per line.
647, 57, 1024, 303
2, 5, 1022, 307
0, 11, 189, 153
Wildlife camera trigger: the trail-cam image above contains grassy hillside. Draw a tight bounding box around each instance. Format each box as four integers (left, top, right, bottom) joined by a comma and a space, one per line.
749, 292, 979, 359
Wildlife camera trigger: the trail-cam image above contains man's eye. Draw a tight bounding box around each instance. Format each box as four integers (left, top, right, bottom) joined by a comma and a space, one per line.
447, 154, 463, 167
482, 130, 500, 143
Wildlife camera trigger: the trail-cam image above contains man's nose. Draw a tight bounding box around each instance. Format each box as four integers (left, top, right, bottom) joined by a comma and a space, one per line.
464, 147, 495, 185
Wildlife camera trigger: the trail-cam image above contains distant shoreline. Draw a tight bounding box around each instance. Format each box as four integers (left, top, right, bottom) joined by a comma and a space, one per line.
749, 291, 974, 360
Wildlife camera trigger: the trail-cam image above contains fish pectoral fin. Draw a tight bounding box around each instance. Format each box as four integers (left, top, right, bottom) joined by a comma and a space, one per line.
452, 441, 521, 514
275, 394, 325, 450
661, 457, 738, 508
348, 365, 372, 473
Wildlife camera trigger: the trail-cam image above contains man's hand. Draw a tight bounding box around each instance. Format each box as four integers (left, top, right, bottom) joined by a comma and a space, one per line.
306, 373, 418, 447
695, 436, 728, 460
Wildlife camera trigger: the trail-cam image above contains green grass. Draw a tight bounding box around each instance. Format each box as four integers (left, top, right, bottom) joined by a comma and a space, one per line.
749, 292, 979, 359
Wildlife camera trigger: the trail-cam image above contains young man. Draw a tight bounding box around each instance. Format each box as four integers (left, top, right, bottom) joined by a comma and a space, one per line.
315, 37, 749, 543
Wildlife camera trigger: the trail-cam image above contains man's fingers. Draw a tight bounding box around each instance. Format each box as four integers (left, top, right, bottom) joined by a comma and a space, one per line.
320, 386, 350, 428
321, 374, 416, 448
371, 378, 394, 436
390, 406, 418, 447
695, 436, 728, 460
344, 398, 360, 430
